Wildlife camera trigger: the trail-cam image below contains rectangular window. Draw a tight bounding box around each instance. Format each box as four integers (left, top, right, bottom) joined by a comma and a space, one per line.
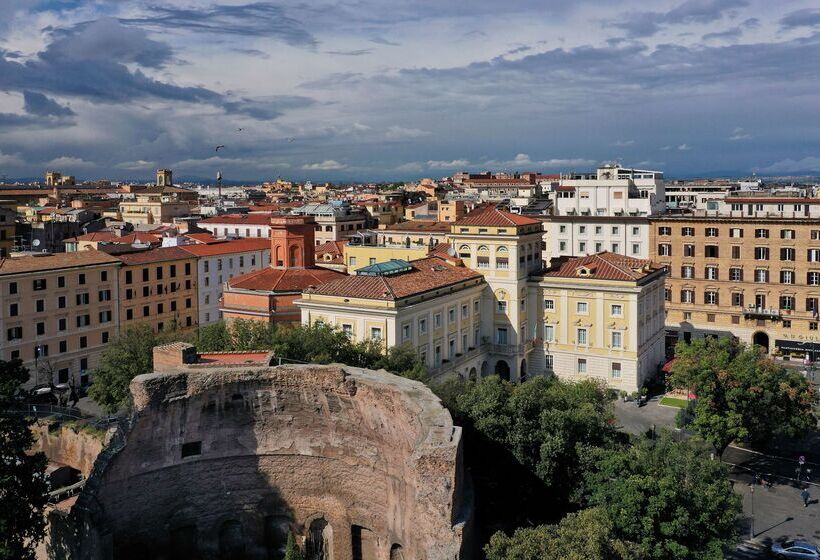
731, 292, 744, 307
729, 268, 743, 282
682, 227, 695, 236
780, 296, 794, 310
681, 266, 695, 279
370, 327, 382, 340
125, 270, 133, 284
36, 322, 45, 336
402, 324, 411, 340
33, 278, 47, 291
611, 304, 623, 317
611, 362, 621, 378
658, 244, 672, 256
9, 282, 17, 295
78, 273, 86, 285
57, 276, 65, 288
781, 229, 795, 239
705, 227, 719, 237
683, 244, 695, 257
755, 269, 769, 283
730, 228, 743, 238
36, 299, 45, 313
705, 291, 718, 305
576, 302, 588, 314
755, 228, 769, 238
705, 245, 719, 258
142, 268, 149, 282
418, 318, 427, 334
76, 293, 90, 306
781, 248, 796, 261
476, 256, 489, 268
544, 325, 554, 342
497, 300, 508, 313
577, 328, 588, 345
577, 358, 587, 374
658, 226, 671, 235
754, 247, 769, 260
705, 266, 719, 280
731, 246, 741, 259
681, 290, 694, 304
76, 314, 91, 327
434, 313, 442, 328
808, 249, 820, 262
496, 327, 508, 345
808, 272, 820, 286
611, 331, 622, 348
544, 299, 554, 311
448, 308, 456, 323
781, 270, 794, 284
545, 355, 554, 370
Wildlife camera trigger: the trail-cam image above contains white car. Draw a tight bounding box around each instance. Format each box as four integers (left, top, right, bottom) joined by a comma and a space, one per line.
772, 541, 819, 559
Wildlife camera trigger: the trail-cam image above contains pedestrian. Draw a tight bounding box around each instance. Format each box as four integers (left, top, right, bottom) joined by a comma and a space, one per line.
801, 488, 810, 508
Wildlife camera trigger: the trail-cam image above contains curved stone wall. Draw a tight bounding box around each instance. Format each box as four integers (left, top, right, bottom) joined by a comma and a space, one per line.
78, 363, 467, 560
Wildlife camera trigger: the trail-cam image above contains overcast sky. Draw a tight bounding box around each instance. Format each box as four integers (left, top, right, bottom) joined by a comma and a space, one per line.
1, 0, 819, 181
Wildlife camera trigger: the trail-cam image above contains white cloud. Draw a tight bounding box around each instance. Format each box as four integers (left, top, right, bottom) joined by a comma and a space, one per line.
302, 159, 347, 170
384, 125, 430, 140
427, 159, 471, 169
729, 127, 751, 141
115, 159, 156, 170
44, 156, 95, 168
613, 139, 635, 146
677, 144, 691, 151
395, 162, 424, 173
483, 154, 596, 168
0, 150, 24, 167
660, 145, 672, 151
759, 156, 820, 173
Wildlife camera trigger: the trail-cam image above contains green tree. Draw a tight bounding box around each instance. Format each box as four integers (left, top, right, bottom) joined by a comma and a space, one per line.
454, 375, 618, 505
583, 432, 741, 560
230, 319, 275, 351
284, 531, 303, 560
669, 338, 816, 457
374, 343, 428, 381
0, 360, 49, 560
197, 321, 233, 352
485, 508, 635, 560
88, 324, 161, 413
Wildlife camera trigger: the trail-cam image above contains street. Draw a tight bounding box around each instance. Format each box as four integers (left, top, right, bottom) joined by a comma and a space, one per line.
613, 397, 820, 559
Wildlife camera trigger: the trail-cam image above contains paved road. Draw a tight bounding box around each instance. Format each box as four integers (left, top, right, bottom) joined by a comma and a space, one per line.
612, 397, 820, 558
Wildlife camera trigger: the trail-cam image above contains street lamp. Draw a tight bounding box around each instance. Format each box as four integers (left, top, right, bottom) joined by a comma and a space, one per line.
749, 483, 755, 539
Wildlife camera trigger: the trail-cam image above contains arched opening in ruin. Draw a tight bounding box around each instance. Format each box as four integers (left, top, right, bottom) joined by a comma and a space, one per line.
218, 519, 245, 560
390, 543, 405, 560
351, 525, 377, 560
170, 525, 198, 557
306, 517, 333, 560
494, 360, 510, 381
264, 515, 292, 560
520, 359, 527, 381
480, 361, 488, 377
468, 367, 477, 380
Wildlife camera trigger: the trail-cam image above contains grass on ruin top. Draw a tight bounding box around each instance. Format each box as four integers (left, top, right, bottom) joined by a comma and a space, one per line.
659, 396, 689, 409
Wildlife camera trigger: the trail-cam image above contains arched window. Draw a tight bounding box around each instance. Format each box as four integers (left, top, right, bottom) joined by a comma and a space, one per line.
458, 244, 471, 258
289, 245, 299, 267
496, 245, 508, 254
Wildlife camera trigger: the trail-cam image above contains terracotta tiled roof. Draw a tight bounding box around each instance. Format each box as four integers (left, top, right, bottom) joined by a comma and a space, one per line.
303, 257, 481, 301
452, 204, 541, 227
199, 213, 275, 225
0, 250, 121, 275
184, 232, 221, 244
197, 352, 271, 365
64, 231, 161, 244
427, 242, 454, 259
542, 252, 663, 282
112, 246, 196, 265
228, 266, 344, 292
180, 238, 270, 257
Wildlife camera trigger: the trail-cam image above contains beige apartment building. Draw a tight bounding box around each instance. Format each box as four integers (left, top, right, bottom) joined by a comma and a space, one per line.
0, 251, 121, 387
114, 247, 199, 333
650, 206, 820, 361
531, 253, 667, 392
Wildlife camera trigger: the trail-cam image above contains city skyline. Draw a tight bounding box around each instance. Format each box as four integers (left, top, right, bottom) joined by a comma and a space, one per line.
1, 0, 820, 181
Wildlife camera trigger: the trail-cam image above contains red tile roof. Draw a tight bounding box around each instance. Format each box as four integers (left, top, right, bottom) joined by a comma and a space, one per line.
197, 352, 271, 365
199, 213, 275, 225
180, 238, 270, 257
315, 240, 346, 264
228, 266, 343, 292
65, 231, 161, 245
303, 257, 482, 301
184, 232, 221, 244
453, 204, 541, 227
0, 250, 121, 275
542, 252, 663, 282
113, 246, 196, 265
380, 220, 451, 233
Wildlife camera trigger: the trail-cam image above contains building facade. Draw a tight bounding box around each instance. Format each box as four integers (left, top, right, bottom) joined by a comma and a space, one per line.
180, 239, 271, 325
650, 200, 820, 361
531, 253, 666, 392
115, 247, 199, 333
0, 251, 121, 387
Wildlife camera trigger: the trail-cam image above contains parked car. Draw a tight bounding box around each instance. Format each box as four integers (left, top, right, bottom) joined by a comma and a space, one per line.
772, 540, 819, 559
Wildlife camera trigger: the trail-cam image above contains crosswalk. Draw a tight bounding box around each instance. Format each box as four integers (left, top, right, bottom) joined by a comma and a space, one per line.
726, 540, 769, 559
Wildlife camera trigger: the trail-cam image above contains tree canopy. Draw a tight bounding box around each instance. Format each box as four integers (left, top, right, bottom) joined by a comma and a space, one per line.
669, 337, 816, 456
485, 507, 635, 560
0, 360, 49, 560
582, 432, 741, 560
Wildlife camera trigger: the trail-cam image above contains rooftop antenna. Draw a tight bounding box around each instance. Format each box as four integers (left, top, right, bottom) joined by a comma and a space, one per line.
217, 171, 222, 208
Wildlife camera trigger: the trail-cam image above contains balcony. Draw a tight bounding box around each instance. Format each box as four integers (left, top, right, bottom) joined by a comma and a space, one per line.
742, 306, 782, 320
429, 343, 489, 377
491, 340, 535, 355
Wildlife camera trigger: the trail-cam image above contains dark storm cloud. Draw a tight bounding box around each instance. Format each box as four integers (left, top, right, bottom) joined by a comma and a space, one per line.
779, 9, 820, 30
611, 0, 749, 38
23, 91, 75, 117
119, 3, 317, 48
0, 18, 314, 121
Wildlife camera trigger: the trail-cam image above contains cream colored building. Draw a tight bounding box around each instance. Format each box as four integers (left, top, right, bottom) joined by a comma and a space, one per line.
0, 251, 121, 387
532, 253, 666, 392
119, 186, 196, 225
297, 256, 488, 378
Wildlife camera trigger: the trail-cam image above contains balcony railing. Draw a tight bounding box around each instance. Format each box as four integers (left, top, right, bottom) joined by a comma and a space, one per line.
742, 306, 782, 319
429, 343, 489, 377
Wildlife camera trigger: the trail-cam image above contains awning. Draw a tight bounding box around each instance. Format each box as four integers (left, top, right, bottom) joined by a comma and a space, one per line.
775, 339, 820, 354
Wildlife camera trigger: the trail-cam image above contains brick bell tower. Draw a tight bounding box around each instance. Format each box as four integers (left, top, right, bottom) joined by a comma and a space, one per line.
270, 215, 316, 269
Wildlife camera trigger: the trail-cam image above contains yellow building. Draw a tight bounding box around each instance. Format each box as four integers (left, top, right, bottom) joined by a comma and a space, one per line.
298, 256, 488, 378
532, 253, 667, 392
0, 250, 121, 387
0, 200, 15, 257
118, 186, 196, 225
114, 246, 198, 333
344, 243, 429, 273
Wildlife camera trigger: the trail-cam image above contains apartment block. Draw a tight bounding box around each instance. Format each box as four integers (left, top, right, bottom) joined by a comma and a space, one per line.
650, 200, 820, 361
115, 247, 198, 333
531, 253, 667, 392
0, 251, 121, 387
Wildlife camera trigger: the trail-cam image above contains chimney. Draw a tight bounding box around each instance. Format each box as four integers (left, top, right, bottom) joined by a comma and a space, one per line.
152, 342, 197, 372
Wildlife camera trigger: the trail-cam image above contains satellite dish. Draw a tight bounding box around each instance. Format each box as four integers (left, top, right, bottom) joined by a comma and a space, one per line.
447, 245, 457, 257
32, 239, 41, 247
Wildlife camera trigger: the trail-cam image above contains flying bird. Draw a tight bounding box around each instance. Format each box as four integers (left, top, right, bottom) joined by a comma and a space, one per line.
287, 137, 296, 143
236, 128, 244, 132
215, 145, 225, 152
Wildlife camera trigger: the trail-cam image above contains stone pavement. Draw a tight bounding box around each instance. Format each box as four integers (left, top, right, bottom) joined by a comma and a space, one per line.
611, 395, 679, 436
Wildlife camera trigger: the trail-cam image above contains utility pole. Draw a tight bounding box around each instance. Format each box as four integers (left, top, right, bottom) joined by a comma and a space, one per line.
749, 483, 755, 539
217, 171, 223, 209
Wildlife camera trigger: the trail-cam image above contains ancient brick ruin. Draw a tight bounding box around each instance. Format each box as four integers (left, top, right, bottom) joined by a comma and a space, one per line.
40, 343, 471, 559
